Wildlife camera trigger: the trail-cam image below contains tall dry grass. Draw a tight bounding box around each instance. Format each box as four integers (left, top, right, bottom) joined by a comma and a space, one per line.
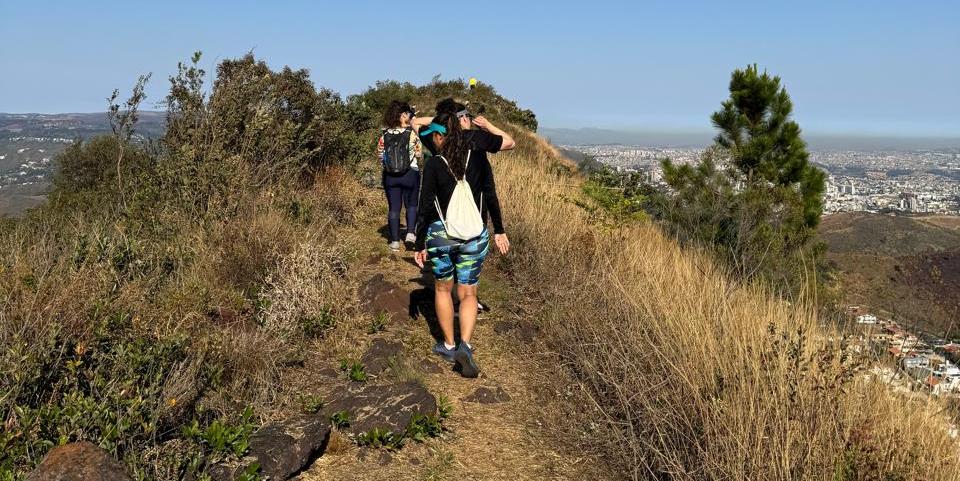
495, 131, 959, 480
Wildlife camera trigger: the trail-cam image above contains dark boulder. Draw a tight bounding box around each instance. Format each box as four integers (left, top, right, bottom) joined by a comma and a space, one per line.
325, 381, 437, 435
209, 414, 330, 481
359, 274, 409, 322
360, 338, 404, 376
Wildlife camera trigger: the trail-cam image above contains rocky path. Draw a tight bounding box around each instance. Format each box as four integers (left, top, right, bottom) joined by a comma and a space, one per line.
293, 222, 609, 481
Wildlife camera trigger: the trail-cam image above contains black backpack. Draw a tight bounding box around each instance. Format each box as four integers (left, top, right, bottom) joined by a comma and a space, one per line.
382, 129, 413, 174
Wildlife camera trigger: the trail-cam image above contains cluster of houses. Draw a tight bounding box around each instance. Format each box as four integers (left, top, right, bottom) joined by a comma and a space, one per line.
851, 307, 960, 396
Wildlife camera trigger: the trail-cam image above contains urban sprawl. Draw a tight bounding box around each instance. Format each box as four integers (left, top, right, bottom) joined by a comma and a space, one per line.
569, 145, 960, 215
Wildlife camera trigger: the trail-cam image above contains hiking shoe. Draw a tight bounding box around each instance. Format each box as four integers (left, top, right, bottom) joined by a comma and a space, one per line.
404, 232, 417, 244
477, 300, 490, 313
432, 342, 456, 362
388, 241, 401, 251
454, 342, 480, 378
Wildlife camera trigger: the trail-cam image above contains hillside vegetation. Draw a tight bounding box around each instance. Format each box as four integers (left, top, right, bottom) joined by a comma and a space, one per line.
820, 212, 960, 335
0, 51, 957, 481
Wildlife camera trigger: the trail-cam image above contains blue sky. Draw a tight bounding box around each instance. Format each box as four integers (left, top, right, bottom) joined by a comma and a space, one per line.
1, 1, 957, 136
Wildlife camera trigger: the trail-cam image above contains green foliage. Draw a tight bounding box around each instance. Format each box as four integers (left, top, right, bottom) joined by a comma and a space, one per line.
165, 52, 372, 188
367, 312, 387, 334
356, 427, 405, 450
405, 413, 444, 443
329, 410, 350, 429
181, 406, 257, 460
581, 167, 653, 222
658, 65, 827, 295
348, 363, 367, 383
300, 394, 324, 414
300, 307, 336, 338
0, 318, 189, 478
437, 395, 453, 420
338, 358, 367, 382
237, 462, 262, 481
355, 404, 448, 451
350, 77, 538, 131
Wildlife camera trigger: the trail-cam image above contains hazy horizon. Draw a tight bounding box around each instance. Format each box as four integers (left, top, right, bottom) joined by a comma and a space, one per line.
541, 126, 960, 150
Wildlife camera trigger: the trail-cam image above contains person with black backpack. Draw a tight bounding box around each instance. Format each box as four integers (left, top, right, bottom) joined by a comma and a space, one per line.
377, 101, 423, 251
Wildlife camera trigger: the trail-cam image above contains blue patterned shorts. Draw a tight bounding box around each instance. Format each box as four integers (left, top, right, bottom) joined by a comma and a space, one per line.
425, 220, 489, 285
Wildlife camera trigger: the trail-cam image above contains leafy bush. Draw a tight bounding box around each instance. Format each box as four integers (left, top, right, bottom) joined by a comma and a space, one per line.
329, 410, 350, 429
0, 315, 190, 477
0, 51, 368, 479
300, 308, 336, 339
351, 76, 538, 131
355, 427, 404, 450
581, 167, 654, 222
181, 406, 257, 460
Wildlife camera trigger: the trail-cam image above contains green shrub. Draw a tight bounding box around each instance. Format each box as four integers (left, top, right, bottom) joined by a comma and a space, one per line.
348, 363, 367, 383
0, 320, 190, 478
181, 406, 257, 460
300, 394, 324, 414
356, 427, 404, 450
330, 410, 350, 429
366, 312, 387, 334
301, 308, 336, 339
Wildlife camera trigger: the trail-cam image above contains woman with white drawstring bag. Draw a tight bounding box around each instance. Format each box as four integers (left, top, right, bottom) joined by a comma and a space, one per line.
414, 111, 511, 378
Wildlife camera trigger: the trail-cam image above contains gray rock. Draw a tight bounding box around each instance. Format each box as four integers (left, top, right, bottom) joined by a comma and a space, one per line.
360, 338, 404, 376
27, 442, 131, 481
325, 381, 437, 435
418, 357, 445, 374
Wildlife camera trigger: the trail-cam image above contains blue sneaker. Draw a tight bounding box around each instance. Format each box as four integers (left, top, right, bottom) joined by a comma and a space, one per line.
454, 343, 480, 378
432, 342, 456, 362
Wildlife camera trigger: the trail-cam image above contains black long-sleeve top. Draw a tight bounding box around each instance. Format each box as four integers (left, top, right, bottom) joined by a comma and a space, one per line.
415, 133, 505, 250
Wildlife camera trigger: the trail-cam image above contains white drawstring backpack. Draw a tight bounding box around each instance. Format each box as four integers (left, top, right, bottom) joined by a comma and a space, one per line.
434, 150, 484, 240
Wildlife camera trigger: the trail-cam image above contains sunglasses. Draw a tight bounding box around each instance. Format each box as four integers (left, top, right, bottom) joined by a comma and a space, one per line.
456, 109, 473, 120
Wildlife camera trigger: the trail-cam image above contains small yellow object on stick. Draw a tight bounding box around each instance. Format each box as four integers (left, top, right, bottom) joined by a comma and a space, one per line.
469, 77, 477, 89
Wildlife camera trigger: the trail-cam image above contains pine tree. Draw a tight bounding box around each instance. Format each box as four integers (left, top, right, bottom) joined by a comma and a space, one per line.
711, 64, 825, 229
659, 65, 827, 294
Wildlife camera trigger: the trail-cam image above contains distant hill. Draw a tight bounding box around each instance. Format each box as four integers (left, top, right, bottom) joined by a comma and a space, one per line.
0, 112, 165, 216
820, 212, 960, 336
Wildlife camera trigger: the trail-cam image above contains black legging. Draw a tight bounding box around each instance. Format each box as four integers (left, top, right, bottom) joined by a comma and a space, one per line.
383, 169, 420, 242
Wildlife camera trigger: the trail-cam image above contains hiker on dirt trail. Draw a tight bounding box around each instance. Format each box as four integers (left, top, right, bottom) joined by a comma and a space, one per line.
414, 111, 511, 378
418, 99, 515, 314
377, 101, 423, 251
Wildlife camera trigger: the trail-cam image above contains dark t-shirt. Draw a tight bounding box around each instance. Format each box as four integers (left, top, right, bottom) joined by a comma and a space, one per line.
420, 129, 503, 161
415, 131, 505, 249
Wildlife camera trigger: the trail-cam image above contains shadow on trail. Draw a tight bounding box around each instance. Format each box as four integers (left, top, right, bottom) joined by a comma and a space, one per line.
409, 272, 462, 343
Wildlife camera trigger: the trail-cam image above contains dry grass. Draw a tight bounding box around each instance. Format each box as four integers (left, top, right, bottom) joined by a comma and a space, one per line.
494, 131, 960, 480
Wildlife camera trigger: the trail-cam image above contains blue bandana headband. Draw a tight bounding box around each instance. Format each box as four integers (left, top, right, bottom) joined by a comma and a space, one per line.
419, 122, 447, 137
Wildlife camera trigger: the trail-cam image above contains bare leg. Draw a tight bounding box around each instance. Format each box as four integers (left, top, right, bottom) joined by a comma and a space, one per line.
435, 279, 455, 346
457, 283, 479, 345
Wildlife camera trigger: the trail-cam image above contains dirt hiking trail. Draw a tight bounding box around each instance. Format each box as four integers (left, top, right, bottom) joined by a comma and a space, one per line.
293, 209, 611, 481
